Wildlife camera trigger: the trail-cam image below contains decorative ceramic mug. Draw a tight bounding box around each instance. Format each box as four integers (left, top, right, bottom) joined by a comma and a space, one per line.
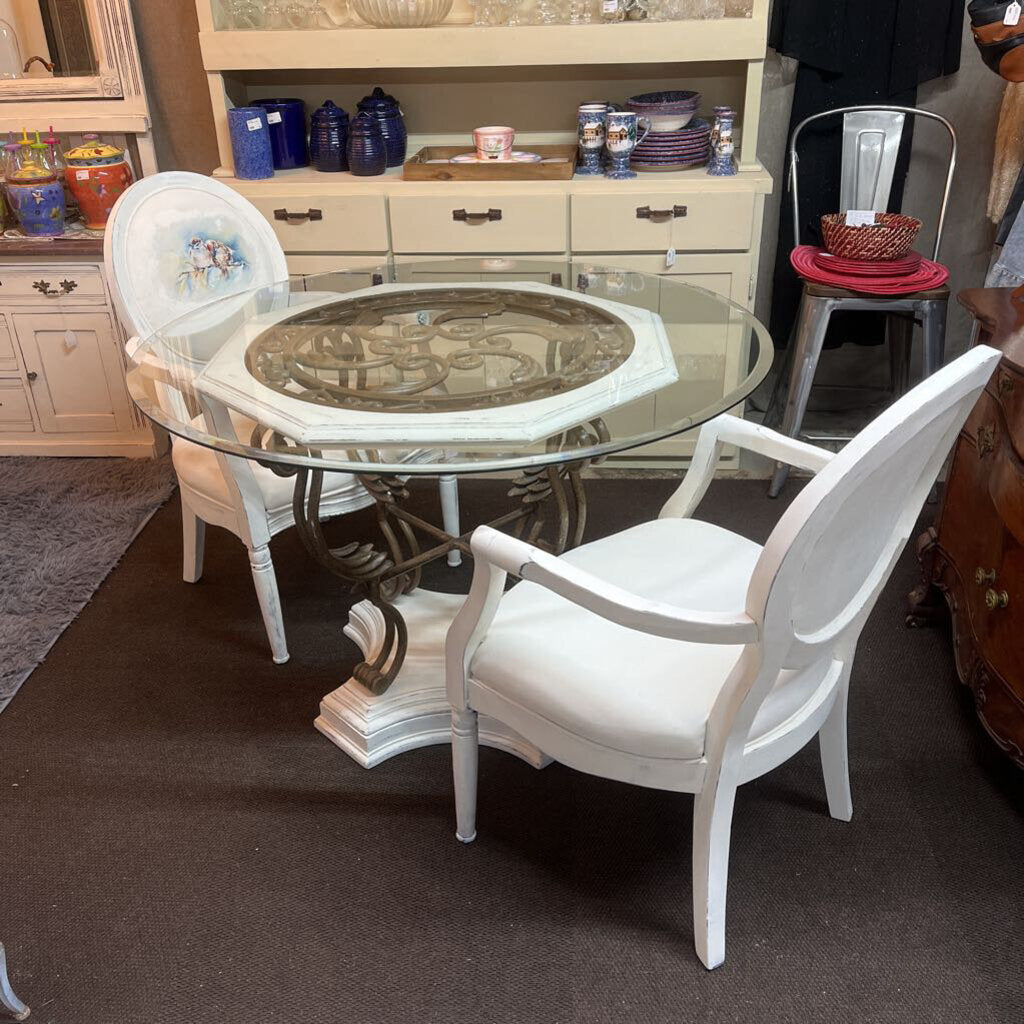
576, 104, 607, 175
473, 125, 514, 161
604, 111, 649, 180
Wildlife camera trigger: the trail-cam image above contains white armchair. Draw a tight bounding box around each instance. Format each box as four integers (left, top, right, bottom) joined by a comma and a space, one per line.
445, 345, 1000, 969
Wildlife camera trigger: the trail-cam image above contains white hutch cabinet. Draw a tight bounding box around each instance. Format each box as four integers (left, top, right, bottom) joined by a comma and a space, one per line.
196, 0, 772, 465
0, 0, 158, 457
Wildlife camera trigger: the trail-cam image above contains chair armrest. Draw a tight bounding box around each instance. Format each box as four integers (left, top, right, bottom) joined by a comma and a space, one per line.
471, 526, 758, 646
660, 414, 834, 519
124, 334, 143, 359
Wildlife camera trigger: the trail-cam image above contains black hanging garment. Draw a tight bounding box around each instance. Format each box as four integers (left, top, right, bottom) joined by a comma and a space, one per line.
768, 0, 965, 350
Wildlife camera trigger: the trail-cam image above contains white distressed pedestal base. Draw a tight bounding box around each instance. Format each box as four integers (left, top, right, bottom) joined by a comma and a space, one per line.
315, 590, 550, 769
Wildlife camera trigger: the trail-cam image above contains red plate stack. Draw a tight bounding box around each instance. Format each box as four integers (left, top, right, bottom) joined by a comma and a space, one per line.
790, 245, 949, 295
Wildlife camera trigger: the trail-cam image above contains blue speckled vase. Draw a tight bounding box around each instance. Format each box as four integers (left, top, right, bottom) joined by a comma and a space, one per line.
7, 178, 65, 236
228, 106, 274, 180
346, 114, 387, 177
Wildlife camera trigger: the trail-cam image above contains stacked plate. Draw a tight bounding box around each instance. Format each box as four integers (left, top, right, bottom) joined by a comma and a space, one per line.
790, 245, 948, 295
631, 116, 711, 173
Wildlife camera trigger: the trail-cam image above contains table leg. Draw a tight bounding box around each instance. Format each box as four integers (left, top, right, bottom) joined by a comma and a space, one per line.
301, 460, 590, 768
0, 943, 29, 1021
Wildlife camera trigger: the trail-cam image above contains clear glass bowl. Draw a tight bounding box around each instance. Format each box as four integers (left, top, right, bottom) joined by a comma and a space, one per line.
351, 0, 453, 26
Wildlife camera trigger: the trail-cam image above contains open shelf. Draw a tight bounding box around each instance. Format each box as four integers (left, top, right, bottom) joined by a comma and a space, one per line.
200, 19, 767, 71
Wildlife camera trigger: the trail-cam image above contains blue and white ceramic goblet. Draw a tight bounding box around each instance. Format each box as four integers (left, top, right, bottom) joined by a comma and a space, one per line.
604, 111, 649, 180
576, 103, 607, 176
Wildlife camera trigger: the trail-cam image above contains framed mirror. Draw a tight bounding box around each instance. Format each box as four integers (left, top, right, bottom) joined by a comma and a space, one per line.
0, 0, 138, 100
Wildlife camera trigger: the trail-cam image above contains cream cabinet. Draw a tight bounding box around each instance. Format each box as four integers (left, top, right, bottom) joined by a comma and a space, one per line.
197, 0, 772, 466
0, 259, 157, 456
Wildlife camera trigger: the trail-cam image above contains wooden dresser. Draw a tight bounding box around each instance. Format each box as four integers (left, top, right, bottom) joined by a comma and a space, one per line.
913, 286, 1024, 767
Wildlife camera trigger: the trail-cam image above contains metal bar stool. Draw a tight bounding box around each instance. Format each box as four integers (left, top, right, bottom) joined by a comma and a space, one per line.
768, 106, 957, 498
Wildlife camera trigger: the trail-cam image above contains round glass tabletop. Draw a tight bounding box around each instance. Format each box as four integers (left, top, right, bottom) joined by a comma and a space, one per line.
126, 258, 773, 475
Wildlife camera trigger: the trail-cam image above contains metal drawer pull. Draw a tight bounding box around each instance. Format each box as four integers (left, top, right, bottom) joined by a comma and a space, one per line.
636, 205, 687, 221
273, 208, 323, 223
452, 208, 502, 223
33, 279, 77, 297
985, 588, 1010, 611
26, 371, 37, 382
975, 567, 997, 585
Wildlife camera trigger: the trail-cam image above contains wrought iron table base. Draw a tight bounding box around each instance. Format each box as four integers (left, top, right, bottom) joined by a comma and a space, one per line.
287, 455, 591, 768
0, 943, 29, 1021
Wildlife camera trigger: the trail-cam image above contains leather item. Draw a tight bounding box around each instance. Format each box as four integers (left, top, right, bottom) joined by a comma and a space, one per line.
970, 1, 1024, 81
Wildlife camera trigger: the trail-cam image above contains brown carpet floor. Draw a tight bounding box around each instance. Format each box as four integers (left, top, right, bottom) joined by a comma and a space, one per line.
1, 478, 1022, 1024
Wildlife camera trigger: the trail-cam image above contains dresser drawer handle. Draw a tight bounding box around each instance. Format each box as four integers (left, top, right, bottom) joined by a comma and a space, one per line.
26, 371, 37, 382
636, 205, 687, 221
977, 423, 996, 458
998, 373, 1016, 397
33, 278, 77, 297
975, 567, 997, 585
273, 208, 322, 223
453, 208, 502, 223
985, 588, 1010, 611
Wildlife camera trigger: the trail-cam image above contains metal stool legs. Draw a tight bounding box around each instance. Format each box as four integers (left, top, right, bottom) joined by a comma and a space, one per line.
0, 943, 29, 1021
768, 294, 837, 498
920, 299, 947, 377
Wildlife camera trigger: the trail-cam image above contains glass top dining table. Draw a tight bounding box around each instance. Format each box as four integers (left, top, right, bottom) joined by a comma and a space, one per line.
126, 258, 772, 477
125, 258, 773, 754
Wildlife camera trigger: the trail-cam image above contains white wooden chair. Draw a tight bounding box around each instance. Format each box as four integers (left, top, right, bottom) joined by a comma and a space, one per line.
105, 171, 460, 663
445, 344, 1000, 969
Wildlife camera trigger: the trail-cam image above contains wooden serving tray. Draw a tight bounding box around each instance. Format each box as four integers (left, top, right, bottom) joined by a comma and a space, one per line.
403, 145, 578, 181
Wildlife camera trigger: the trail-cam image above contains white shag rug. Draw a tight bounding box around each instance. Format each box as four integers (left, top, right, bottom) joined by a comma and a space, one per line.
0, 455, 176, 711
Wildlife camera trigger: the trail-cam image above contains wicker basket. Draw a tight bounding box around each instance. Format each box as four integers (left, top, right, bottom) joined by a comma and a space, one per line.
820, 213, 922, 262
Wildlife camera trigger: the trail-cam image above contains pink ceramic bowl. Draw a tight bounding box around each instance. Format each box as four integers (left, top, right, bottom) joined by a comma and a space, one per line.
473, 125, 515, 160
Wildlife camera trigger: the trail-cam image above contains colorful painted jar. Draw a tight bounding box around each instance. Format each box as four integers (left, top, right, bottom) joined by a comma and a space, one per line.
6, 131, 64, 236
357, 87, 407, 167
63, 135, 134, 229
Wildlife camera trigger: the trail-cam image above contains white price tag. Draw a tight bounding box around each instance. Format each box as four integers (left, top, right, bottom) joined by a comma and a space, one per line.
266, 111, 283, 124
602, 0, 618, 11
665, 247, 677, 268
1006, 1, 1021, 26
75, 169, 89, 180
844, 209, 878, 227
246, 117, 262, 131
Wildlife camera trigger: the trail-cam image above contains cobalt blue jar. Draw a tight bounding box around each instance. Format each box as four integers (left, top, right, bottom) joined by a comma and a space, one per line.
227, 106, 274, 180
346, 114, 387, 177
253, 97, 309, 170
309, 100, 349, 173
356, 87, 407, 168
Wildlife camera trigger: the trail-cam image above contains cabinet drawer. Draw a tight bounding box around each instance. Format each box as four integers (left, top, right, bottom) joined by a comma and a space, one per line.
0, 266, 106, 304
390, 193, 567, 253
245, 193, 389, 253
0, 315, 17, 373
0, 382, 34, 430
571, 192, 754, 252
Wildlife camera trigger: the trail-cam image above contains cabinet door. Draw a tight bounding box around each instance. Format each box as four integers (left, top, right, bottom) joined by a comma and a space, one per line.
570, 253, 753, 464
286, 254, 392, 293
14, 313, 130, 434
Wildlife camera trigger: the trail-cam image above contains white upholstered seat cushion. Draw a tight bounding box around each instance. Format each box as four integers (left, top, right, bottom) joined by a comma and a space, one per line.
469, 518, 827, 762
171, 412, 368, 514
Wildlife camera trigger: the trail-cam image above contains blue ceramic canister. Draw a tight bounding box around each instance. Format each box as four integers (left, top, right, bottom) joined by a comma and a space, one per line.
309, 100, 349, 173
346, 114, 387, 177
7, 177, 64, 236
253, 97, 309, 170
228, 106, 274, 180
356, 87, 407, 168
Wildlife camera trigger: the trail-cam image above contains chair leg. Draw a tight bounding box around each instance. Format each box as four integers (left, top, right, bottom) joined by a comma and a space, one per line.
887, 314, 913, 398
768, 294, 833, 498
452, 707, 479, 843
181, 501, 206, 584
439, 474, 462, 567
692, 780, 738, 970
920, 300, 947, 379
0, 942, 29, 1021
819, 673, 854, 822
249, 543, 289, 665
